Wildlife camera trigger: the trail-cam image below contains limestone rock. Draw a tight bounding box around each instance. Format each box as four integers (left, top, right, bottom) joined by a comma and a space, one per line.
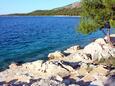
84, 42, 103, 61
95, 38, 106, 45
48, 51, 64, 60
89, 80, 104, 86
90, 65, 109, 76
102, 45, 115, 57
64, 45, 81, 54
81, 74, 96, 82
84, 41, 115, 61
22, 60, 43, 70
64, 50, 91, 63
40, 61, 70, 77
16, 75, 31, 83
55, 75, 63, 82
77, 63, 89, 76
31, 78, 65, 86
9, 63, 18, 69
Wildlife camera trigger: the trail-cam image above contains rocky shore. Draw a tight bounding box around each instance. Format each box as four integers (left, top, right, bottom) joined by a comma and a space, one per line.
0, 35, 115, 86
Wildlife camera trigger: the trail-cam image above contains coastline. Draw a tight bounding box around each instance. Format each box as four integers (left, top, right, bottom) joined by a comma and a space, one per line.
0, 35, 114, 86
0, 15, 81, 17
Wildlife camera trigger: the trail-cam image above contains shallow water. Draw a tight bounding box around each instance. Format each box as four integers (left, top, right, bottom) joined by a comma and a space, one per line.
0, 16, 114, 69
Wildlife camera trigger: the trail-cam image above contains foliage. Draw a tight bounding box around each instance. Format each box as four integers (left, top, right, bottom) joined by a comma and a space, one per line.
110, 19, 115, 28
78, 17, 98, 34
79, 0, 115, 34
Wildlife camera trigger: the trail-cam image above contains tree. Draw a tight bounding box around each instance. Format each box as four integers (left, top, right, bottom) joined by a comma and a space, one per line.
78, 0, 115, 45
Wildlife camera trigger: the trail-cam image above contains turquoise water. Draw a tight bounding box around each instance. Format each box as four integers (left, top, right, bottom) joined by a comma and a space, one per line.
0, 16, 114, 69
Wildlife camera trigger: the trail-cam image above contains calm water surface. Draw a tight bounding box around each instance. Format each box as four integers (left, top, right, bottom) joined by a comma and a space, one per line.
0, 16, 114, 69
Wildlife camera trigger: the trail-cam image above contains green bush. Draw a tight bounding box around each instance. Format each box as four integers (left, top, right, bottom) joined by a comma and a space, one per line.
110, 19, 115, 28
78, 17, 98, 34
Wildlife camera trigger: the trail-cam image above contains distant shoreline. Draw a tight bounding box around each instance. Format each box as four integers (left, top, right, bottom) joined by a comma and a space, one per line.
0, 15, 81, 17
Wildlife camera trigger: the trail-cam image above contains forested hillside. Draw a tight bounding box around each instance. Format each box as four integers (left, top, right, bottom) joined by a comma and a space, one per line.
8, 2, 81, 16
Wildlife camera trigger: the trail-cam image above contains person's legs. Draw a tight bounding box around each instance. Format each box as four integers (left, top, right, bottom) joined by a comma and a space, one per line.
107, 28, 111, 43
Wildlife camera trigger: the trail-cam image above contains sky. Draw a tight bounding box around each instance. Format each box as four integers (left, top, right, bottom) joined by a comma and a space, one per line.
0, 0, 79, 14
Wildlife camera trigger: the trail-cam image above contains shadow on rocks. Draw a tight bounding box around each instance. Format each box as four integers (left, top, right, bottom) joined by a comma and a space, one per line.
62, 75, 91, 86
76, 80, 91, 86
61, 61, 81, 69
0, 79, 41, 86
63, 76, 77, 85
104, 75, 115, 86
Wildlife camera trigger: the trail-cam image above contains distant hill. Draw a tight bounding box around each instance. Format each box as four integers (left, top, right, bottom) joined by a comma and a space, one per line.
54, 2, 80, 10
8, 2, 81, 16
62, 2, 80, 9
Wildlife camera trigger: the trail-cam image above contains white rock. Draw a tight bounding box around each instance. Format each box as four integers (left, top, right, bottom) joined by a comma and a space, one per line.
22, 60, 43, 70
95, 38, 107, 45
66, 50, 90, 62
108, 48, 115, 57
40, 61, 70, 77
9, 63, 18, 69
89, 80, 104, 86
48, 51, 64, 60
64, 45, 81, 54
56, 75, 63, 82
31, 78, 66, 86
84, 42, 103, 61
84, 41, 115, 61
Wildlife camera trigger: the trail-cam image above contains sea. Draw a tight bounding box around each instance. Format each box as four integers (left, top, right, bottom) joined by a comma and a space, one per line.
0, 16, 114, 69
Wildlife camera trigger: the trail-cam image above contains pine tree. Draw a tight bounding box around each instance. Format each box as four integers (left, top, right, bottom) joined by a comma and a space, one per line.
78, 0, 115, 44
